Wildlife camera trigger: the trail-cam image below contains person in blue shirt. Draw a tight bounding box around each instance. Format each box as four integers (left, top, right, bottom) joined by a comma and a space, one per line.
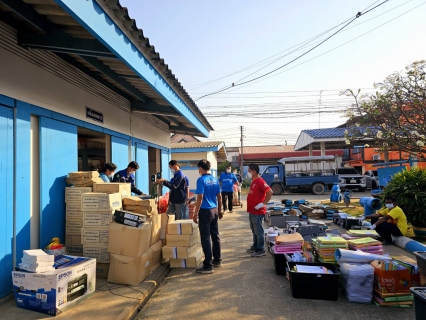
193, 159, 222, 274
155, 160, 189, 220
112, 161, 144, 195
219, 165, 238, 213
99, 162, 117, 183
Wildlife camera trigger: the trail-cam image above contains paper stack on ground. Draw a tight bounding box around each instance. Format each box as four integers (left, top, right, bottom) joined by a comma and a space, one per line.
341, 262, 375, 304
18, 249, 54, 273
274, 233, 303, 254
163, 220, 202, 268
347, 237, 384, 255
342, 229, 380, 240
312, 236, 348, 263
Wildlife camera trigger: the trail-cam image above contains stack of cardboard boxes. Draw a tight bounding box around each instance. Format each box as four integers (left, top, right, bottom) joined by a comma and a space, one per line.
80, 183, 130, 278
66, 171, 103, 187
163, 220, 203, 268
107, 197, 163, 286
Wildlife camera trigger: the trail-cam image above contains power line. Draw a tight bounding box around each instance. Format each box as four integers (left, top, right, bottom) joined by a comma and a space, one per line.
195, 0, 390, 101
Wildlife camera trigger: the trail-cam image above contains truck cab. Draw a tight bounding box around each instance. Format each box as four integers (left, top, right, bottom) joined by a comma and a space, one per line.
335, 167, 366, 191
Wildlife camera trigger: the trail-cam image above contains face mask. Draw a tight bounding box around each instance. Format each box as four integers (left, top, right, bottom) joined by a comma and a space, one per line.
385, 203, 394, 209
226, 169, 231, 173
247, 172, 252, 179
109, 173, 114, 178
171, 169, 176, 174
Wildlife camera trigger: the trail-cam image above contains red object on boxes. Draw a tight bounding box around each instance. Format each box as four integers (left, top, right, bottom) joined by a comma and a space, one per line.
158, 193, 169, 213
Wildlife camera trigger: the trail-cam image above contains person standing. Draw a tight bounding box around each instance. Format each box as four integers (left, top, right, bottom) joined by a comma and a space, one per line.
361, 195, 407, 245
112, 161, 145, 195
155, 160, 189, 220
233, 168, 242, 203
219, 165, 238, 213
99, 162, 117, 182
193, 159, 223, 274
246, 163, 273, 257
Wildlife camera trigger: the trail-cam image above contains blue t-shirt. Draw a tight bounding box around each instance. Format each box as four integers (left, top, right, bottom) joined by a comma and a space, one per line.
196, 174, 221, 209
219, 172, 238, 192
99, 172, 111, 183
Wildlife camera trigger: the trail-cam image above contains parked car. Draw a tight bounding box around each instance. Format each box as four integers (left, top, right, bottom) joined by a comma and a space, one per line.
335, 167, 366, 192
364, 170, 379, 189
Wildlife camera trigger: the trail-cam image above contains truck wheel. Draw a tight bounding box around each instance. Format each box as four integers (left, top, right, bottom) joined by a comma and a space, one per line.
312, 183, 325, 195
271, 184, 283, 195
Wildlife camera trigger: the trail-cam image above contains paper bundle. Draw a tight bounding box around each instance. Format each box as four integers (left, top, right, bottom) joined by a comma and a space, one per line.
344, 229, 380, 239
19, 249, 54, 273
312, 236, 348, 263
347, 237, 384, 255
274, 233, 303, 254
66, 171, 103, 187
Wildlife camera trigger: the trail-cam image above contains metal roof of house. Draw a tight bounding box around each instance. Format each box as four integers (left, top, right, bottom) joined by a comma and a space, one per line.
0, 0, 212, 136
171, 141, 227, 160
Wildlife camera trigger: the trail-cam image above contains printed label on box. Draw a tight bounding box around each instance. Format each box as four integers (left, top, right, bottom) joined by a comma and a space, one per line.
66, 220, 83, 235
83, 212, 113, 227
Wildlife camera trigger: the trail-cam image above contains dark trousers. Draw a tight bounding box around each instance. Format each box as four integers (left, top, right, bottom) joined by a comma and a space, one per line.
198, 208, 221, 268
371, 218, 403, 242
221, 191, 233, 211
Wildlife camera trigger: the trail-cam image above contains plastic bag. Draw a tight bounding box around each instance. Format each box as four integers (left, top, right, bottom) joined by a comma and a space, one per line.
341, 262, 374, 303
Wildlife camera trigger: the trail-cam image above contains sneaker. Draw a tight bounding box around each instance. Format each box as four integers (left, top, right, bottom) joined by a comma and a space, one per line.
212, 261, 222, 268
246, 247, 256, 253
229, 210, 233, 213
196, 266, 214, 274
251, 250, 266, 257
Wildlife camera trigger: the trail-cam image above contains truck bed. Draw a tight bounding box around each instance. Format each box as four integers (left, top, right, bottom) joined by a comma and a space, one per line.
285, 175, 339, 187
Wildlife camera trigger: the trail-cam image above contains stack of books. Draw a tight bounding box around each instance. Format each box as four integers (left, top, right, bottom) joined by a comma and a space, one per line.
373, 292, 413, 307
343, 229, 380, 240
274, 233, 304, 254
347, 237, 384, 255
18, 249, 55, 273
313, 236, 348, 263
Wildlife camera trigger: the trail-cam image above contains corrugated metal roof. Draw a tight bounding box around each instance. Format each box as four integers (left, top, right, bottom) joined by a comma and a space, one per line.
171, 141, 223, 149
242, 145, 295, 154
302, 128, 347, 139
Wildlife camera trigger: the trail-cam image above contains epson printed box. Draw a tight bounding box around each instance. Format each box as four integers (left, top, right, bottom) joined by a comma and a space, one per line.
12, 256, 96, 316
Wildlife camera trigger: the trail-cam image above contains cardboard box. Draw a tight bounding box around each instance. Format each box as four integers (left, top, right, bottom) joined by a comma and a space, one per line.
147, 240, 163, 271
83, 211, 114, 227
12, 256, 96, 316
373, 266, 417, 294
69, 171, 99, 178
83, 245, 110, 263
123, 196, 156, 206
66, 219, 83, 235
170, 250, 203, 268
65, 187, 93, 203
65, 235, 82, 246
160, 214, 175, 240
148, 213, 162, 246
166, 232, 199, 247
81, 227, 109, 245
66, 203, 83, 219
66, 245, 83, 256
123, 206, 153, 214
108, 222, 152, 257
167, 220, 198, 235
162, 244, 198, 259
96, 262, 110, 279
108, 251, 152, 286
93, 183, 131, 198
81, 192, 122, 211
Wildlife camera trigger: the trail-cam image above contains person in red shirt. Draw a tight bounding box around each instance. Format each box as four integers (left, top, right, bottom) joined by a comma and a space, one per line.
246, 163, 273, 257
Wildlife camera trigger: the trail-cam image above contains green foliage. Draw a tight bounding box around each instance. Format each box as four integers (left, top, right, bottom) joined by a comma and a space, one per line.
383, 167, 426, 227
242, 178, 251, 189
217, 161, 236, 174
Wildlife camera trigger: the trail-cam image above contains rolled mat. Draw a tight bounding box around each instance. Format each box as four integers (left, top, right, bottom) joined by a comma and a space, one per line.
335, 249, 392, 263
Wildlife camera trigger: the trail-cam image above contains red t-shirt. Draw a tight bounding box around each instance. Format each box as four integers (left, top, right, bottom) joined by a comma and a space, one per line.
247, 177, 271, 215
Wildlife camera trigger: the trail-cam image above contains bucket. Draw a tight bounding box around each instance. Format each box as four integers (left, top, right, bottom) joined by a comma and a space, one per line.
359, 197, 382, 216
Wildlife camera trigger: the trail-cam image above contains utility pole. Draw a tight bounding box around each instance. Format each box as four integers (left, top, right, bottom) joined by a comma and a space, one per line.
240, 126, 244, 173
318, 90, 323, 128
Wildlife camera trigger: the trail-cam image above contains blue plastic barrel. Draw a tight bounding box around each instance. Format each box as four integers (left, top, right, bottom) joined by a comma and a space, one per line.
359, 197, 382, 216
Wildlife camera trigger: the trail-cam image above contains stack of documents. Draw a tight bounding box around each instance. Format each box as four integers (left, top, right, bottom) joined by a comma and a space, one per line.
274, 233, 303, 254
373, 292, 413, 307
343, 229, 379, 239
18, 249, 55, 273
347, 237, 384, 255
294, 264, 333, 274
313, 236, 348, 263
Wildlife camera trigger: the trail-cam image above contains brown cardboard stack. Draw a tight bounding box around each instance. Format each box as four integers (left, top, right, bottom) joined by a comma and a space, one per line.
65, 186, 93, 256
93, 182, 131, 199
163, 220, 202, 268
107, 196, 164, 286
66, 171, 103, 187
80, 192, 122, 266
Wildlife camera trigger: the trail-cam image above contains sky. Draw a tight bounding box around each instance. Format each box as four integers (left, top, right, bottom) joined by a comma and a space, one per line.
119, 0, 426, 147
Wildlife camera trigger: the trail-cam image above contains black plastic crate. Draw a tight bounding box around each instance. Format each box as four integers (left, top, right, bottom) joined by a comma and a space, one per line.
273, 251, 294, 275
287, 261, 340, 301
414, 252, 426, 286
410, 287, 426, 320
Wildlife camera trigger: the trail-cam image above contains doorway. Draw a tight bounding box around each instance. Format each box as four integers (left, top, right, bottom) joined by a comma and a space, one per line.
77, 127, 108, 172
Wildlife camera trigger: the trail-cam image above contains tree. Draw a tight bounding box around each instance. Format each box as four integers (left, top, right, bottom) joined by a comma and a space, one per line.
343, 60, 426, 157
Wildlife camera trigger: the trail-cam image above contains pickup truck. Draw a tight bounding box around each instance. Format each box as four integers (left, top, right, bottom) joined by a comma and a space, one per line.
260, 156, 339, 195
335, 167, 366, 192
364, 170, 379, 189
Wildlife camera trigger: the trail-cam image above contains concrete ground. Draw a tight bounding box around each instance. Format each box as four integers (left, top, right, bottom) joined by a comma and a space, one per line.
137, 195, 417, 320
